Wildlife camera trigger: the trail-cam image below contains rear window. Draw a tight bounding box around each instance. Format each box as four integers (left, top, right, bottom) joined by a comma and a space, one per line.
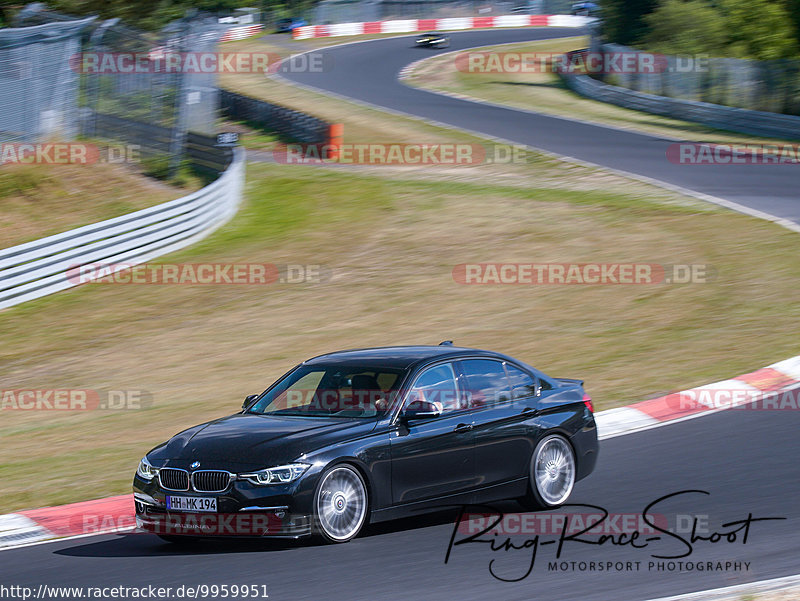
460, 359, 512, 408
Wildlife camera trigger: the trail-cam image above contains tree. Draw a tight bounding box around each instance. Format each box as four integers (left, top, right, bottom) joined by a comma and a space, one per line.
782, 0, 800, 47
718, 0, 797, 60
643, 0, 726, 56
600, 0, 660, 46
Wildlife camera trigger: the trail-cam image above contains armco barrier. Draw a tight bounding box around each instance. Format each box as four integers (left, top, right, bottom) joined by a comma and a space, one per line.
0, 148, 246, 311
293, 14, 592, 39
220, 89, 330, 145
560, 72, 800, 140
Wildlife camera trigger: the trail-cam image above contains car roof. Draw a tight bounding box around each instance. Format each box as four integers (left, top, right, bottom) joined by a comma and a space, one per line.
304, 345, 502, 370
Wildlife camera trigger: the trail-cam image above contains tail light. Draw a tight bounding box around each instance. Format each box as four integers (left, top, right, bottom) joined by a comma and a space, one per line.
582, 393, 594, 413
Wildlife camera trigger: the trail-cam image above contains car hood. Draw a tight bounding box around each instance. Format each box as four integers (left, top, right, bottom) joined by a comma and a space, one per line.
148, 413, 375, 470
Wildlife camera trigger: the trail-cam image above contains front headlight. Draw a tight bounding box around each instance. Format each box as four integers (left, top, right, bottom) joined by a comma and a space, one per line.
136, 457, 159, 481
240, 463, 310, 485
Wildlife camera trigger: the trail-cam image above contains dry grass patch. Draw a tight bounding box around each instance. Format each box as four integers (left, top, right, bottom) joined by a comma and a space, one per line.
0, 161, 200, 249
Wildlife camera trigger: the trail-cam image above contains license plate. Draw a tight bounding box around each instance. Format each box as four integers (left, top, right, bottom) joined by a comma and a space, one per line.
166, 495, 217, 512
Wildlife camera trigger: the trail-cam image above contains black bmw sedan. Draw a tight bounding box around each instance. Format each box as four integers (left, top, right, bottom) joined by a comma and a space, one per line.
134, 344, 598, 543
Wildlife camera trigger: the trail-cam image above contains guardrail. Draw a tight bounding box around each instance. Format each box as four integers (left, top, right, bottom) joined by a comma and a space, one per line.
560, 71, 800, 140
0, 147, 246, 311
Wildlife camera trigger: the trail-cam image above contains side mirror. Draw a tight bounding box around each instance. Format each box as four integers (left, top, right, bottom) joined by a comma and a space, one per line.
403, 400, 441, 421
242, 394, 258, 409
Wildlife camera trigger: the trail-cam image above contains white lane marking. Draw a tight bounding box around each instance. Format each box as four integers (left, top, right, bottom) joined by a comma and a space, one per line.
643, 572, 800, 601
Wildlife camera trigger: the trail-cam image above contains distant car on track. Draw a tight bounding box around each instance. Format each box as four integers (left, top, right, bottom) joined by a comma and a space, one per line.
134, 343, 598, 543
415, 31, 450, 48
276, 17, 307, 33
571, 1, 600, 16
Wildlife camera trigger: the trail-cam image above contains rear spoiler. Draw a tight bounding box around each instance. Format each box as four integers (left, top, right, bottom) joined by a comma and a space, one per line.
553, 377, 584, 388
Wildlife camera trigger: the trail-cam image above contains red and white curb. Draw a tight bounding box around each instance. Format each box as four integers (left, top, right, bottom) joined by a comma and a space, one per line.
596, 355, 800, 439
293, 14, 592, 40
220, 24, 264, 42
1, 354, 798, 550
0, 495, 134, 550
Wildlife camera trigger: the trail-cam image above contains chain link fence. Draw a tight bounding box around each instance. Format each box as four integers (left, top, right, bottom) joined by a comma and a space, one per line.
0, 16, 95, 144
6, 4, 224, 174
80, 15, 223, 173
599, 42, 800, 117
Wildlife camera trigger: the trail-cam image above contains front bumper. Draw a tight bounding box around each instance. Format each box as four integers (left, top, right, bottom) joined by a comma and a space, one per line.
133, 467, 319, 538
134, 493, 311, 538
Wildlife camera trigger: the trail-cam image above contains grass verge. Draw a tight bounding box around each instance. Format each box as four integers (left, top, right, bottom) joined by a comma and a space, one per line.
0, 160, 201, 249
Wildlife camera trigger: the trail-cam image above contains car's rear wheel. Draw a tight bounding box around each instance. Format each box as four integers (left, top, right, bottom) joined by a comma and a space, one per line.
518, 434, 576, 510
313, 465, 368, 543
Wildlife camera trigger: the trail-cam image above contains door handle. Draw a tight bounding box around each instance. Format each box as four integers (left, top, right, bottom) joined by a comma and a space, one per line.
453, 423, 473, 433
521, 407, 539, 416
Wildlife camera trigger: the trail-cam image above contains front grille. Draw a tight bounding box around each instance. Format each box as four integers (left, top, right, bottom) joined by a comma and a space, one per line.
159, 468, 189, 491
191, 470, 232, 493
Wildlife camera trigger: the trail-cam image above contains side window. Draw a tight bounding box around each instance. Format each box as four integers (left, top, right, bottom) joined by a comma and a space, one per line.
406, 363, 461, 415
505, 364, 539, 400
460, 359, 512, 408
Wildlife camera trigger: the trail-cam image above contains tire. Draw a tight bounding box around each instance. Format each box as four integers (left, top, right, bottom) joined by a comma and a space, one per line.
313, 464, 369, 543
518, 434, 576, 510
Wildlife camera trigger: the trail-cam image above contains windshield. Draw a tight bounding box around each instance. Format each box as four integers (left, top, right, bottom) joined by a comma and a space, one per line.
248, 364, 405, 418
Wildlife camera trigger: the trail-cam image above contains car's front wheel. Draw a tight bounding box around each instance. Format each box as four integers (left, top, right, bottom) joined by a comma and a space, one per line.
518, 434, 576, 510
313, 465, 368, 543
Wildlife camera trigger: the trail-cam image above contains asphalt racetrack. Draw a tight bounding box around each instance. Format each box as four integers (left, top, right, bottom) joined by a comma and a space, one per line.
5, 407, 800, 601
283, 28, 800, 227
